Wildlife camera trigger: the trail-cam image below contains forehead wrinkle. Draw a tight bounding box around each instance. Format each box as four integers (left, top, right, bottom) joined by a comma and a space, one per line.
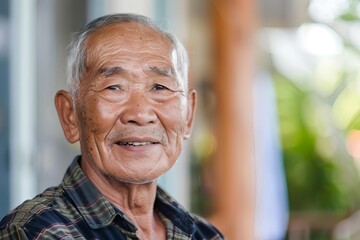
83, 23, 180, 83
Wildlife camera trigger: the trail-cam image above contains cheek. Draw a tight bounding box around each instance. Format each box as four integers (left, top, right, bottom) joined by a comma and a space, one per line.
79, 97, 119, 140
158, 100, 187, 136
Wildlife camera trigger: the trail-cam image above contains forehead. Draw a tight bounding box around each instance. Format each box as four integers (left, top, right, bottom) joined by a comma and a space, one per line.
85, 22, 174, 64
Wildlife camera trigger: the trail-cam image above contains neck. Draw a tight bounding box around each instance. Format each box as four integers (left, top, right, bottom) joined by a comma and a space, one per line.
81, 159, 166, 239
98, 178, 158, 214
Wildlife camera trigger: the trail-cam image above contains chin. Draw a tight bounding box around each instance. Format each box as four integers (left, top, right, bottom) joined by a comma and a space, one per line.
106, 172, 158, 185
102, 157, 174, 184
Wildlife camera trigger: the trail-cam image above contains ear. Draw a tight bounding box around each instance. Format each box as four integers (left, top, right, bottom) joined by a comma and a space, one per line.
184, 89, 197, 139
54, 90, 80, 143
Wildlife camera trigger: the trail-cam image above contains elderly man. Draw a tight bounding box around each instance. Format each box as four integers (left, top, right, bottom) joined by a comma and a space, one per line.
0, 14, 224, 239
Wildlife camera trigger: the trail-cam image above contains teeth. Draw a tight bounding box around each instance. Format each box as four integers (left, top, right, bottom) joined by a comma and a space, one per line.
119, 141, 153, 146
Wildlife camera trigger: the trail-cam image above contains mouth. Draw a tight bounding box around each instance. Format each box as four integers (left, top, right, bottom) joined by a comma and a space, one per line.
116, 141, 159, 146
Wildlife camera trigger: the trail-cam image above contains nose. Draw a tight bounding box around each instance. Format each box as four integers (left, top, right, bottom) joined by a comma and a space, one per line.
119, 92, 158, 126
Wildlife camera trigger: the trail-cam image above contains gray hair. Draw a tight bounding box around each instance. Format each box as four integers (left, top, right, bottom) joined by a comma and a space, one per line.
67, 13, 189, 99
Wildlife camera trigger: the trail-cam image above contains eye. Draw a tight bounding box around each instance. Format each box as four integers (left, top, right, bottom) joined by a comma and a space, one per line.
153, 84, 169, 91
106, 85, 122, 91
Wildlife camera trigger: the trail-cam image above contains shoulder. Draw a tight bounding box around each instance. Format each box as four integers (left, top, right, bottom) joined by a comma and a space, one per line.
0, 186, 71, 239
190, 213, 225, 239
1, 187, 59, 226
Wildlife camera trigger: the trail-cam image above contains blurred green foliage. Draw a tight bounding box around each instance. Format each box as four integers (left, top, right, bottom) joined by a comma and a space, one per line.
273, 0, 360, 217
274, 73, 356, 211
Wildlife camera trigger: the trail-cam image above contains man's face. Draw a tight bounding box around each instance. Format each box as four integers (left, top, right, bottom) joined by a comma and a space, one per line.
70, 23, 195, 184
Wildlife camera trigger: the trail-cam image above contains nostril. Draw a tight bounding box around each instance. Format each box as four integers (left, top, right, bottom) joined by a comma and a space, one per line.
119, 103, 158, 126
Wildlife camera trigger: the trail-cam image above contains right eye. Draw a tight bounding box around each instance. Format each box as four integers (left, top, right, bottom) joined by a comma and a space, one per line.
153, 84, 169, 91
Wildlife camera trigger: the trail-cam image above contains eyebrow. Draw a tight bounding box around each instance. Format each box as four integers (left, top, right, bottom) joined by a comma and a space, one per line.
98, 65, 176, 78
148, 66, 175, 78
98, 66, 125, 77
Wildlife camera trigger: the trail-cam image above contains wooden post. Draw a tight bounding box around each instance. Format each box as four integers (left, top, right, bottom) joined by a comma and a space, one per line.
210, 0, 257, 239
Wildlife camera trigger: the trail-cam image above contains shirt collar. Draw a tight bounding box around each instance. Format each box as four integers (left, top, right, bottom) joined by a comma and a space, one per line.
155, 187, 196, 236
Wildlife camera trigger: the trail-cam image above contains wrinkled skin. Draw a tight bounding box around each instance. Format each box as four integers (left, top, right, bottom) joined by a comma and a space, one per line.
56, 22, 196, 185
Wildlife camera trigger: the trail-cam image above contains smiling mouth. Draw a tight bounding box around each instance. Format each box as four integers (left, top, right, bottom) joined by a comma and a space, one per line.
117, 141, 158, 146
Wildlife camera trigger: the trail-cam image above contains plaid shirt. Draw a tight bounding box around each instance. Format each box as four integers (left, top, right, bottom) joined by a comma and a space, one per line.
0, 156, 224, 239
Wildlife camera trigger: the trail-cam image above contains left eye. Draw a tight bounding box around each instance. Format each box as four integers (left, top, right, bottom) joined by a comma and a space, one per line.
153, 84, 168, 91
106, 85, 121, 91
